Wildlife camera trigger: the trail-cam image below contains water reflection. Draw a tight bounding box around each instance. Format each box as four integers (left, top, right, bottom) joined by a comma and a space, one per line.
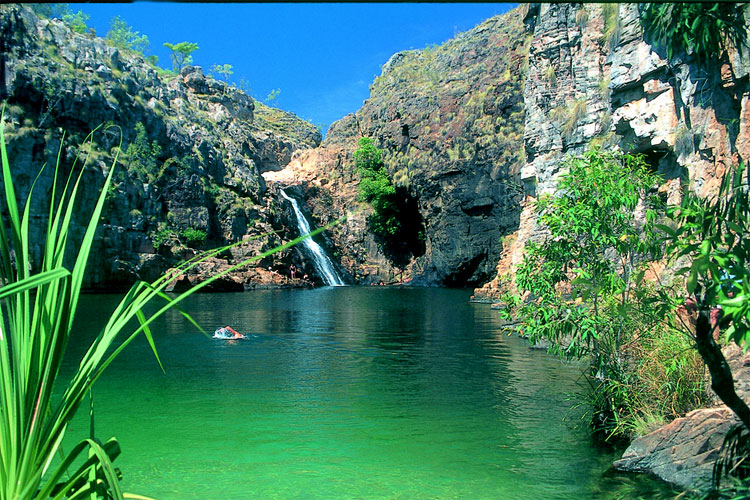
66, 288, 677, 499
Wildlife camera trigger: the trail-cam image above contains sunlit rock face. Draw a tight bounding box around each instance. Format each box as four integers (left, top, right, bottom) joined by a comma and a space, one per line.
0, 5, 320, 290
272, 6, 534, 286
475, 3, 750, 301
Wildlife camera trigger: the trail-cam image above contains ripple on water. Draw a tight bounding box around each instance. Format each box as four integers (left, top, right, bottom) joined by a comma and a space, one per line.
63, 288, 677, 499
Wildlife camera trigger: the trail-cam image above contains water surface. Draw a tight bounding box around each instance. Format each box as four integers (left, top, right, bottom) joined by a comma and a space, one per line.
67, 287, 675, 499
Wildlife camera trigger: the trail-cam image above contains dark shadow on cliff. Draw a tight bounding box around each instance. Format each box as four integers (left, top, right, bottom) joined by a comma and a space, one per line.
372, 186, 426, 270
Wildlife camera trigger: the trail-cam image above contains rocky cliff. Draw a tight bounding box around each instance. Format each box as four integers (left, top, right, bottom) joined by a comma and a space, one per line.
475, 3, 750, 300
0, 5, 321, 290
265, 5, 532, 286
266, 2, 750, 489
471, 3, 750, 491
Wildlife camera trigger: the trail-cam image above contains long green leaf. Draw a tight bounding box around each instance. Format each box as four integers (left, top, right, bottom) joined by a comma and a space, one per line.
0, 268, 70, 301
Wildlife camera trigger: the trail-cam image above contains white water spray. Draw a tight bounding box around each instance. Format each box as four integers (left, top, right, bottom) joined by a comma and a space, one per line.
280, 189, 345, 286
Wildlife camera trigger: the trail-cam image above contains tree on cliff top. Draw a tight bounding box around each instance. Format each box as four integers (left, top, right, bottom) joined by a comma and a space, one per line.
106, 15, 150, 54
61, 10, 89, 34
164, 41, 199, 72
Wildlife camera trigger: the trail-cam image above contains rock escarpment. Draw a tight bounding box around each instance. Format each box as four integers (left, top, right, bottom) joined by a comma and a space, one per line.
266, 6, 532, 286
472, 3, 750, 491
475, 3, 750, 300
0, 5, 320, 290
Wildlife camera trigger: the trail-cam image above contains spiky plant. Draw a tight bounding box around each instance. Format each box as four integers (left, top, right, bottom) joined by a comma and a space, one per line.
0, 110, 339, 499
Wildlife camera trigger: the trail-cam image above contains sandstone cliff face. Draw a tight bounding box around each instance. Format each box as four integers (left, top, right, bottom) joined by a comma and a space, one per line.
469, 3, 750, 490
0, 5, 320, 290
266, 6, 532, 286
475, 3, 750, 300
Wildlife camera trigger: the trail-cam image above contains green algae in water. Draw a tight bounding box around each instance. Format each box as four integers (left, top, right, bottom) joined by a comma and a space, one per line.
66, 288, 678, 499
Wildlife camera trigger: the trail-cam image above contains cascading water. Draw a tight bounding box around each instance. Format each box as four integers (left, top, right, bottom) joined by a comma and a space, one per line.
280, 189, 345, 286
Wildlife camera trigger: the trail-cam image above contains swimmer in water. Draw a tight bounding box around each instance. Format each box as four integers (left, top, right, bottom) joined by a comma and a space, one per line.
215, 325, 245, 339
224, 326, 245, 339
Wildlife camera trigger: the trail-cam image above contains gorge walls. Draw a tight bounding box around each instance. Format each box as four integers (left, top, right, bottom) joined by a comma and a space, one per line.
266, 5, 533, 286
475, 3, 750, 299
0, 5, 320, 289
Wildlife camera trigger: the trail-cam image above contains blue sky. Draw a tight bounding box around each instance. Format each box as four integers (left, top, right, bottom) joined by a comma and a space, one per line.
76, 3, 515, 130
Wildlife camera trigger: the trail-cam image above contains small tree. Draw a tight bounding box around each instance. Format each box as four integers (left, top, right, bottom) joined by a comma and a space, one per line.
265, 88, 281, 104
62, 10, 89, 34
163, 41, 199, 72
106, 15, 149, 54
211, 63, 233, 82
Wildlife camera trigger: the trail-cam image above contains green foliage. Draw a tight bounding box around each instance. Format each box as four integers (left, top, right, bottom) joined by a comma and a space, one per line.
265, 88, 281, 104
355, 137, 425, 268
356, 137, 398, 235
662, 162, 750, 349
125, 122, 162, 183
503, 149, 667, 440
211, 63, 233, 82
181, 228, 207, 247
163, 41, 199, 72
152, 226, 207, 249
62, 10, 89, 34
0, 111, 343, 499
639, 3, 749, 65
150, 226, 175, 249
106, 15, 149, 54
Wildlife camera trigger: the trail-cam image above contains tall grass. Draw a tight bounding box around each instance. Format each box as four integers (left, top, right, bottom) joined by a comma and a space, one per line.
0, 110, 341, 499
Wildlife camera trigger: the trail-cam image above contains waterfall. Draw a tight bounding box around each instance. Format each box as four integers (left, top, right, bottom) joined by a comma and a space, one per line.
280, 189, 345, 286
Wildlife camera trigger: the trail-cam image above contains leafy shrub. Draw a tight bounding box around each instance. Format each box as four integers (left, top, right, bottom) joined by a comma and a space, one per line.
502, 149, 669, 441
355, 137, 425, 268
62, 10, 89, 34
639, 3, 749, 65
181, 228, 207, 247
126, 122, 162, 183
150, 226, 175, 249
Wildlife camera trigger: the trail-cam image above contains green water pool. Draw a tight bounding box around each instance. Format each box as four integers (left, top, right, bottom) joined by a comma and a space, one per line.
65, 287, 677, 499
